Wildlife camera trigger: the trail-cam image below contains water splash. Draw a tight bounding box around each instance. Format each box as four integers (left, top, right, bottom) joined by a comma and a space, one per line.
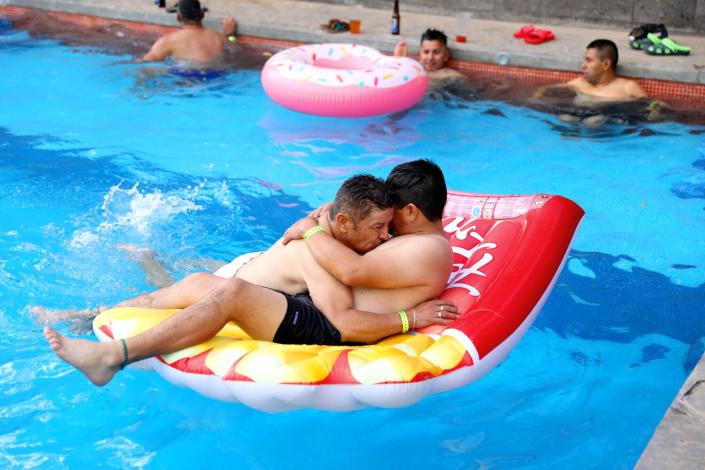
98, 182, 202, 234
68, 229, 100, 249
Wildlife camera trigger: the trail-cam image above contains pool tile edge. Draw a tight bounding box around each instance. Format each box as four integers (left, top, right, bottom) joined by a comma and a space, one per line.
636, 351, 705, 469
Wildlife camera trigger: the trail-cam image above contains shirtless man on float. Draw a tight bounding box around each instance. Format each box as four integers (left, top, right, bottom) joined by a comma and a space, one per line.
43, 160, 459, 387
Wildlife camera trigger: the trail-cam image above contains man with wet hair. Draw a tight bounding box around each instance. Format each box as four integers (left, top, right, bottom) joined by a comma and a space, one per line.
393, 28, 467, 90
42, 162, 457, 386
138, 0, 237, 63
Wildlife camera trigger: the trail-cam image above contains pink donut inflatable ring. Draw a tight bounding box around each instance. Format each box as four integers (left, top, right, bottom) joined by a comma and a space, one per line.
261, 43, 428, 117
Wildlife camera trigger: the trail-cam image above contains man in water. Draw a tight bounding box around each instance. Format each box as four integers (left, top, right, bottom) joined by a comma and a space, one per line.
43, 160, 459, 386
365, 29, 470, 137
138, 0, 236, 63
394, 28, 467, 91
559, 39, 647, 100
533, 39, 654, 125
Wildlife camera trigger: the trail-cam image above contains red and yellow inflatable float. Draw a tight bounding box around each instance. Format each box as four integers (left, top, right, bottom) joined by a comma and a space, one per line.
94, 190, 584, 412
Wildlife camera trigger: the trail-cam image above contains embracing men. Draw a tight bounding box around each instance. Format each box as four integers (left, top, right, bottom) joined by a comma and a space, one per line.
43, 160, 460, 386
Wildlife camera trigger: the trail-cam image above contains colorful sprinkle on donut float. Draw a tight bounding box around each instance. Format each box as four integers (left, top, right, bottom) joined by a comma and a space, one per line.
261, 43, 428, 117
93, 191, 584, 412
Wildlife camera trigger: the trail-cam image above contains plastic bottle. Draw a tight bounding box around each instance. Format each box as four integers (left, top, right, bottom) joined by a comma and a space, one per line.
391, 0, 400, 35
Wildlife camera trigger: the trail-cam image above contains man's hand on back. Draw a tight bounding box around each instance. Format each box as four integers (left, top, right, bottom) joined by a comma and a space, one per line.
307, 202, 332, 220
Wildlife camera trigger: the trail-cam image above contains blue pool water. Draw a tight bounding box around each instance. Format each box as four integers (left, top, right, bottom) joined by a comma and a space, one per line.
2, 20, 705, 469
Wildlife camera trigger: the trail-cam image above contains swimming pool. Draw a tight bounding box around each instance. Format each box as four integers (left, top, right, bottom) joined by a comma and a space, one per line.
2, 16, 705, 468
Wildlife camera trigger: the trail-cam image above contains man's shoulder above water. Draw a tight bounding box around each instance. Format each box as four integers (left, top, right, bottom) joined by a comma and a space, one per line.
567, 76, 647, 101
349, 231, 453, 313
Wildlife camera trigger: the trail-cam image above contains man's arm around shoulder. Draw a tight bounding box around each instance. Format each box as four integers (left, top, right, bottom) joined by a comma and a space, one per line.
300, 246, 457, 344
282, 214, 452, 290
308, 231, 452, 290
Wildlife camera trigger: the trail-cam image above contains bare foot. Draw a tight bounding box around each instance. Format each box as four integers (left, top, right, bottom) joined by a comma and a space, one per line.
44, 327, 123, 386
30, 306, 100, 325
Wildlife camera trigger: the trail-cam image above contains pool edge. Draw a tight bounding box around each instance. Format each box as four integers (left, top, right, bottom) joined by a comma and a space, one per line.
2, 3, 705, 107
636, 351, 705, 469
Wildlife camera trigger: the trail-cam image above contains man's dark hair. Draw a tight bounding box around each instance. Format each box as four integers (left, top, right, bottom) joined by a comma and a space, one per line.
386, 159, 447, 222
178, 0, 205, 23
420, 28, 448, 46
330, 174, 393, 227
587, 39, 619, 70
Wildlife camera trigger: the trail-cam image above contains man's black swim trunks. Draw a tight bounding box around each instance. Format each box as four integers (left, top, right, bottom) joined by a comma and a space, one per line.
273, 293, 342, 345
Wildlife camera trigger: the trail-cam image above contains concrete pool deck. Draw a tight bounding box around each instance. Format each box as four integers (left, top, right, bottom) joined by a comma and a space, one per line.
637, 354, 705, 469
3, 0, 705, 466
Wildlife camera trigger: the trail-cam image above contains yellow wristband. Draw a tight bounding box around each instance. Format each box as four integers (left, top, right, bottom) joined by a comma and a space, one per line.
303, 225, 325, 240
398, 310, 409, 333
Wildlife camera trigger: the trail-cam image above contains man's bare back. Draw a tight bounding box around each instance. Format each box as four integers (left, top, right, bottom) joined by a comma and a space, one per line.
346, 233, 451, 312
140, 26, 225, 63
168, 27, 223, 62
137, 0, 236, 64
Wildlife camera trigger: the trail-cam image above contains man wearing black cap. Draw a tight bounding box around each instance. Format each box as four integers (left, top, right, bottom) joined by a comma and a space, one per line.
139, 0, 236, 63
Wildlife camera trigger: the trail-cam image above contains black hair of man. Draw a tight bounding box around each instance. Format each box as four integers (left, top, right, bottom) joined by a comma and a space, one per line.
178, 0, 205, 23
329, 174, 393, 227
420, 28, 448, 46
386, 159, 447, 222
587, 39, 619, 70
